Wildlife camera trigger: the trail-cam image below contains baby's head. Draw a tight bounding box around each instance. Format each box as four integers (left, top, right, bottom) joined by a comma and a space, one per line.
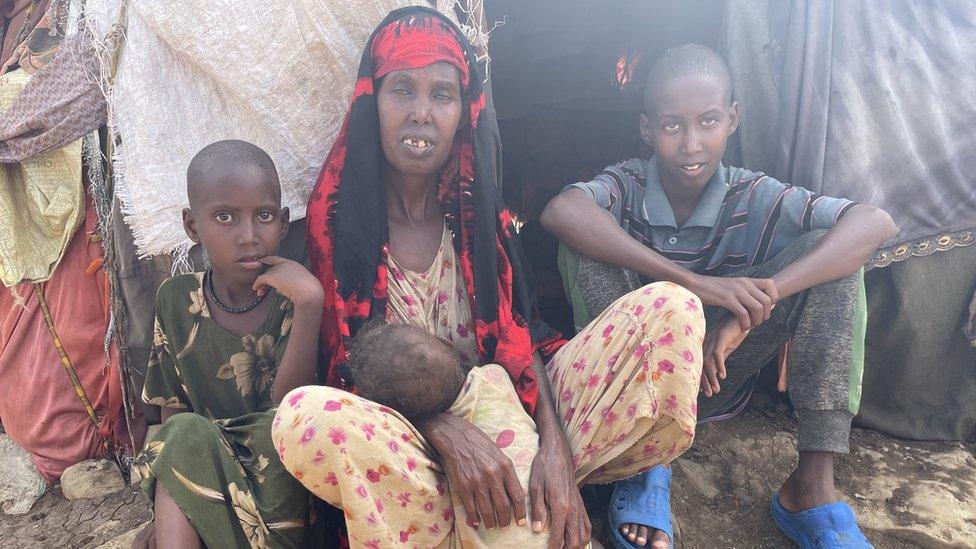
182, 140, 289, 282
639, 44, 738, 191
345, 321, 466, 419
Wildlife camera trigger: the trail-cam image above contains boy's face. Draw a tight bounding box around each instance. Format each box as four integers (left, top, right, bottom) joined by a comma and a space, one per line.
182, 165, 288, 283
640, 73, 738, 192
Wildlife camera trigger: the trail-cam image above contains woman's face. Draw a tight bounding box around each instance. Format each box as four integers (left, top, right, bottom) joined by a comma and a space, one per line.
377, 61, 463, 181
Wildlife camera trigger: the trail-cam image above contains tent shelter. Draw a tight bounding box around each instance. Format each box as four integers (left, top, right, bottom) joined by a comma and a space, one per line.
485, 0, 976, 441
0, 0, 973, 528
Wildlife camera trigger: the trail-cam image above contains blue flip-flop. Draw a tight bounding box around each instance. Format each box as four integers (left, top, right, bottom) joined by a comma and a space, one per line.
608, 465, 673, 548
771, 493, 873, 548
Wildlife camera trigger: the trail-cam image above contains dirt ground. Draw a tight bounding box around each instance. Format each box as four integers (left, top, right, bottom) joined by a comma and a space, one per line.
2, 390, 973, 548
0, 485, 149, 549
588, 389, 976, 548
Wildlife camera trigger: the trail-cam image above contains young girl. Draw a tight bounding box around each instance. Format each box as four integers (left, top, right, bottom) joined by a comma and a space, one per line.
134, 140, 319, 549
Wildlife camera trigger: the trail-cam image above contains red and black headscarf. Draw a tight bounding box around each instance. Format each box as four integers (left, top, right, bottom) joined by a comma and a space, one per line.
306, 6, 563, 413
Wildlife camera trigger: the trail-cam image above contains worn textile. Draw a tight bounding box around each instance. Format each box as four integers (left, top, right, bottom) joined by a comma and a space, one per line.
273, 283, 704, 547
0, 69, 83, 287
0, 25, 106, 163
306, 7, 562, 414
722, 0, 976, 247
967, 289, 976, 349
137, 411, 306, 549
568, 231, 863, 453
566, 157, 855, 276
0, 197, 128, 482
86, 0, 456, 258
721, 0, 976, 440
0, 0, 51, 72
1, 0, 61, 75
857, 243, 976, 441
137, 273, 307, 547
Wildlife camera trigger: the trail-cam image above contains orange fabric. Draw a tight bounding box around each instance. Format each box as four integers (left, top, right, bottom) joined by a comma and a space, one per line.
777, 341, 789, 392
0, 196, 128, 483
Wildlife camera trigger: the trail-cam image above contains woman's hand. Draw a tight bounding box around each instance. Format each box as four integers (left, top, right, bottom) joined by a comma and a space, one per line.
417, 413, 527, 530
529, 438, 591, 549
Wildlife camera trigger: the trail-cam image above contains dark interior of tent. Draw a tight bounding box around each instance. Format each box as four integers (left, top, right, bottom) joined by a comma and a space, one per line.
484, 0, 726, 335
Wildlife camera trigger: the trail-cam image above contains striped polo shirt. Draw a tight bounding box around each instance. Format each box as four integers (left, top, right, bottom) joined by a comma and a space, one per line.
565, 157, 857, 276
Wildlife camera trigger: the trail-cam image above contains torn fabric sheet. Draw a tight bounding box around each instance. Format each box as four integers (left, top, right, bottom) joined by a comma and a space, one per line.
87, 0, 458, 259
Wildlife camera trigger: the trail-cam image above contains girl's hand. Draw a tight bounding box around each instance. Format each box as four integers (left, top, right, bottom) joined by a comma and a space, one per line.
253, 256, 324, 307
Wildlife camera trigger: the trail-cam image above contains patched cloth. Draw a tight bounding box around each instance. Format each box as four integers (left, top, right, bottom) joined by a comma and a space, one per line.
0, 68, 84, 287
0, 26, 106, 163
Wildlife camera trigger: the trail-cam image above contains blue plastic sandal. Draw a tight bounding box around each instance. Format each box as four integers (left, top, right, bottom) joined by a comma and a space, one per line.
771, 493, 873, 548
608, 465, 673, 548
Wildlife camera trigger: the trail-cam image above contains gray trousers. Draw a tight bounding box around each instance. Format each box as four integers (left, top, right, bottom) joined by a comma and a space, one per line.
574, 230, 858, 453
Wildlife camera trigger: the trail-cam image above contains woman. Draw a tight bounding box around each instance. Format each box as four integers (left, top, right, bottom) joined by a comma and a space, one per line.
273, 7, 704, 548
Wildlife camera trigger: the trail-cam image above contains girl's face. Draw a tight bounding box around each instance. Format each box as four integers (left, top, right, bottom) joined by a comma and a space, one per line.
182, 165, 288, 285
377, 61, 463, 182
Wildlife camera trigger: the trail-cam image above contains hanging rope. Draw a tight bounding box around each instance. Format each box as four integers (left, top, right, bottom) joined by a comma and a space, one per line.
33, 282, 112, 454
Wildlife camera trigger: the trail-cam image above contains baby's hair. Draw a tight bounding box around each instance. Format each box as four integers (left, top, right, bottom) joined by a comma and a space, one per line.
186, 140, 280, 208
643, 43, 732, 114
345, 320, 465, 418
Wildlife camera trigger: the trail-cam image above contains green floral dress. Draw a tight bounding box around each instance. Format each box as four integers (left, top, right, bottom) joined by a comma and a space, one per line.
135, 273, 306, 549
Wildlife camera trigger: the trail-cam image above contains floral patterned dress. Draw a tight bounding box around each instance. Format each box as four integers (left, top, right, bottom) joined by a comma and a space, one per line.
272, 225, 706, 548
385, 225, 480, 369
136, 273, 307, 549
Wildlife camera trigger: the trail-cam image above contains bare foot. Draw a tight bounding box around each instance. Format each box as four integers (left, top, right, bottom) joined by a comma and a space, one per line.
619, 523, 669, 548
777, 451, 838, 513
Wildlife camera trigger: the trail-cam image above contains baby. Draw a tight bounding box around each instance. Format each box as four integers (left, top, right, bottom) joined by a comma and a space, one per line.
344, 320, 466, 419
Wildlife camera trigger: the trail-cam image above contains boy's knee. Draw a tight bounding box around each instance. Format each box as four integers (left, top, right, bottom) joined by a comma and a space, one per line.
577, 256, 640, 316
789, 228, 829, 256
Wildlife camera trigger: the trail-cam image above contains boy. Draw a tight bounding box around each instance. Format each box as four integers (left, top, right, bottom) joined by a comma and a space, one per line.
542, 44, 895, 549
135, 140, 319, 548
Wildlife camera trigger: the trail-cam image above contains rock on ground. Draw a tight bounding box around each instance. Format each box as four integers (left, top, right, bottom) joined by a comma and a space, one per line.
60, 459, 125, 501
0, 434, 46, 515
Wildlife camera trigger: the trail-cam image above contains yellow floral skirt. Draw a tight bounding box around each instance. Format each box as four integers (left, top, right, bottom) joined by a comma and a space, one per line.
273, 282, 704, 547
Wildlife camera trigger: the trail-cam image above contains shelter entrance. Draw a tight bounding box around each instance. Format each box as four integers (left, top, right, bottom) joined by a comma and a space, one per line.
485, 0, 725, 333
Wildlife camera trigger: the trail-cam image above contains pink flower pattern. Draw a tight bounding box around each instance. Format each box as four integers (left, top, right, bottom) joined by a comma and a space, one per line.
271, 281, 703, 547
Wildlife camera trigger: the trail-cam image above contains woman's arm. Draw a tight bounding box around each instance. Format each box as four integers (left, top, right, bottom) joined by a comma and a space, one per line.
528, 352, 591, 549
415, 412, 527, 530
